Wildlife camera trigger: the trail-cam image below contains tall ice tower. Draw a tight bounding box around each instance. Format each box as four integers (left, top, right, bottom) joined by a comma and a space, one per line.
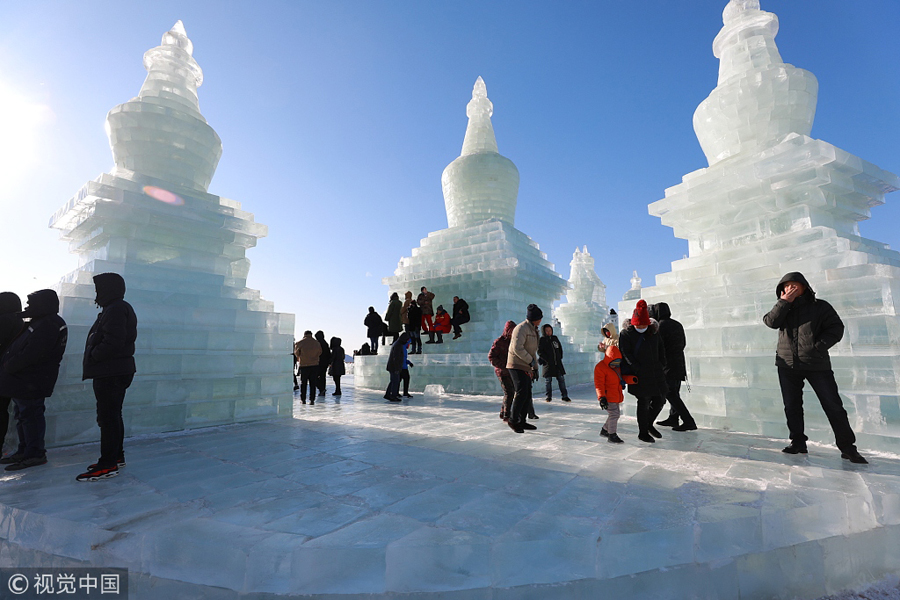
355, 78, 596, 393
43, 22, 295, 447
626, 1, 900, 452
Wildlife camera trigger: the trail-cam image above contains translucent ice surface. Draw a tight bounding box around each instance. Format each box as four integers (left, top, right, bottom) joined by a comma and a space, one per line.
627, 0, 900, 453
41, 22, 294, 449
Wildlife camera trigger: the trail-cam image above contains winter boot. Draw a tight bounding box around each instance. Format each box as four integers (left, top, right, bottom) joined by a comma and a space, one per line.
638, 432, 656, 443
841, 448, 868, 464
5, 455, 48, 471
600, 428, 609, 437
673, 422, 697, 431
782, 443, 808, 454
425, 332, 436, 344
608, 433, 624, 444
648, 426, 663, 439
656, 416, 679, 427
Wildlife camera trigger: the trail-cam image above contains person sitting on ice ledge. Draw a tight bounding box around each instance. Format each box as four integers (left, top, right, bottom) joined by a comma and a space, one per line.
763, 272, 868, 464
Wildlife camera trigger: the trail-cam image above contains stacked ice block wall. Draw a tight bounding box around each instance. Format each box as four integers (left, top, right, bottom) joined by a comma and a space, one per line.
43, 22, 294, 447
555, 246, 610, 353
626, 0, 900, 452
355, 78, 597, 394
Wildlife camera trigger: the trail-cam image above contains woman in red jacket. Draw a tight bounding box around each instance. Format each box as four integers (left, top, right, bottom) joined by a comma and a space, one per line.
429, 305, 452, 344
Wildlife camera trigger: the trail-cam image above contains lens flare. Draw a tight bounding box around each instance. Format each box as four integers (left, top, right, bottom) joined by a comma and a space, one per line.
143, 185, 184, 206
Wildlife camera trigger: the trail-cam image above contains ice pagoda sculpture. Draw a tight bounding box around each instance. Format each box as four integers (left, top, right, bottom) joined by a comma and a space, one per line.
626, 0, 900, 452
555, 247, 610, 352
622, 271, 642, 301
355, 77, 596, 393
44, 22, 294, 446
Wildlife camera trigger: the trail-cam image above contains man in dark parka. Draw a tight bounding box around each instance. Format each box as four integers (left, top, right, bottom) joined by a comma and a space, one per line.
763, 272, 867, 464
619, 300, 668, 443
0, 292, 24, 456
650, 302, 696, 431
78, 273, 138, 481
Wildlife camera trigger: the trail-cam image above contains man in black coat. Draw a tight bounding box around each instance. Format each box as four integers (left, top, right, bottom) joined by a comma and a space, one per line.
384, 332, 411, 402
0, 292, 24, 456
763, 272, 866, 464
0, 289, 68, 471
314, 331, 332, 396
619, 300, 668, 443
451, 296, 470, 340
538, 325, 570, 402
650, 303, 697, 431
406, 300, 422, 354
364, 307, 384, 355
78, 273, 138, 481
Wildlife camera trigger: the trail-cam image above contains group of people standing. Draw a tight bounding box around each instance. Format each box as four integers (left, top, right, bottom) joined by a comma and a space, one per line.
363, 288, 470, 355
0, 274, 137, 481
293, 331, 345, 403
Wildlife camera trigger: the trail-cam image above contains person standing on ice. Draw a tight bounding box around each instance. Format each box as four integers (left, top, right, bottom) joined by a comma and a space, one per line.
384, 332, 411, 402
364, 307, 384, 355
417, 287, 436, 343
405, 299, 422, 354
538, 324, 570, 402
328, 337, 345, 396
619, 300, 668, 443
506, 304, 542, 433
0, 290, 67, 471
763, 272, 867, 464
295, 330, 321, 404
451, 296, 470, 339
488, 320, 517, 421
314, 331, 331, 397
384, 292, 402, 345
649, 303, 697, 432
595, 341, 625, 444
76, 273, 138, 482
0, 293, 24, 458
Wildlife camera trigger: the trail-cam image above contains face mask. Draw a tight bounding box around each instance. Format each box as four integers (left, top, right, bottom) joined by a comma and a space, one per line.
636, 326, 648, 333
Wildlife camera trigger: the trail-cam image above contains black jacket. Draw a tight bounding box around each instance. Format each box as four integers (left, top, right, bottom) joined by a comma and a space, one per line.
406, 303, 422, 333
452, 299, 470, 324
315, 331, 332, 368
618, 320, 668, 398
0, 289, 68, 400
538, 331, 565, 377
0, 292, 24, 359
650, 303, 687, 381
385, 332, 411, 373
763, 273, 843, 371
329, 337, 345, 377
83, 274, 138, 380
365, 311, 384, 338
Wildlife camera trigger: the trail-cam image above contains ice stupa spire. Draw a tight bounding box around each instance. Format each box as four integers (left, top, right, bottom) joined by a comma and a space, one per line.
692, 0, 817, 165
106, 20, 222, 192
441, 77, 520, 228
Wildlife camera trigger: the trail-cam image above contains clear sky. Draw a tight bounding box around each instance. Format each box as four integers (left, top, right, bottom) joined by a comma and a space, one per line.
1, 1, 898, 352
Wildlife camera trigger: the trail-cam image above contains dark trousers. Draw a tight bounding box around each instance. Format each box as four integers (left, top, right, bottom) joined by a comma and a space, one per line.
332, 376, 342, 395
665, 379, 695, 426
452, 317, 468, 336
509, 369, 534, 426
405, 326, 421, 353
293, 357, 299, 389
317, 365, 328, 394
498, 373, 514, 418
12, 397, 46, 459
544, 375, 568, 399
636, 395, 665, 435
94, 373, 134, 468
299, 366, 318, 400
0, 396, 10, 452
386, 371, 401, 397
369, 336, 379, 354
400, 369, 410, 395
777, 367, 857, 451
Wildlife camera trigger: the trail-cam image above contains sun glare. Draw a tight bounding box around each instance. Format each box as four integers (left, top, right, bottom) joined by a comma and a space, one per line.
0, 81, 53, 186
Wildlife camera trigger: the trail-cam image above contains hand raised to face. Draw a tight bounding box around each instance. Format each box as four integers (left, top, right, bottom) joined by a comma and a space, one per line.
781, 282, 804, 302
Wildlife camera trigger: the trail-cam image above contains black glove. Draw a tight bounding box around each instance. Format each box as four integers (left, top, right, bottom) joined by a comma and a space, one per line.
407, 361, 414, 368
531, 369, 539, 382
538, 358, 546, 366
599, 397, 608, 409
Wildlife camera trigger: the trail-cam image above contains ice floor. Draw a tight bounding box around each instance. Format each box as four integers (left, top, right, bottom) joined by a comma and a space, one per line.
1, 377, 899, 599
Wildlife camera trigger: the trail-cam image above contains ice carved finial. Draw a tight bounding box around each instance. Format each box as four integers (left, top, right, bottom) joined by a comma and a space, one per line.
723, 0, 760, 22
462, 77, 498, 154
161, 20, 194, 56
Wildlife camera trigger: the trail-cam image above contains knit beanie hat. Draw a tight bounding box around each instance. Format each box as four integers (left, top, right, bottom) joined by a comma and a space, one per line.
631, 300, 651, 329
526, 304, 543, 322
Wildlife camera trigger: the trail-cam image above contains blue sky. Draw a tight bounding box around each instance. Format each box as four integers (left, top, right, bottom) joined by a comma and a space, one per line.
1, 1, 898, 351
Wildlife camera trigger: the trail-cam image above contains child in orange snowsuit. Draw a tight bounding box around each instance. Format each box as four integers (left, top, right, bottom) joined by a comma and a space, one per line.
595, 328, 626, 443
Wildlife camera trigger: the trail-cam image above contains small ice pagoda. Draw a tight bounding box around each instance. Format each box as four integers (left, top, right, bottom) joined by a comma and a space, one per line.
626, 0, 900, 452
44, 22, 294, 446
555, 247, 610, 353
355, 78, 596, 393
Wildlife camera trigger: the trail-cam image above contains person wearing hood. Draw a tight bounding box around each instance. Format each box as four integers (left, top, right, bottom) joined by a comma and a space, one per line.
451, 296, 470, 339
595, 340, 625, 444
489, 320, 517, 421
506, 304, 543, 433
328, 337, 345, 396
599, 319, 620, 351
763, 272, 867, 464
0, 289, 67, 471
385, 332, 412, 402
0, 293, 24, 456
430, 305, 451, 344
364, 307, 385, 355
406, 299, 422, 354
295, 330, 322, 404
538, 324, 570, 402
76, 273, 138, 481
315, 331, 332, 396
649, 302, 697, 432
384, 292, 402, 344
619, 299, 668, 443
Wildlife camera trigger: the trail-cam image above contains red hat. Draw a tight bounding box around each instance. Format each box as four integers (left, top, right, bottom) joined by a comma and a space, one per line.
632, 300, 651, 329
